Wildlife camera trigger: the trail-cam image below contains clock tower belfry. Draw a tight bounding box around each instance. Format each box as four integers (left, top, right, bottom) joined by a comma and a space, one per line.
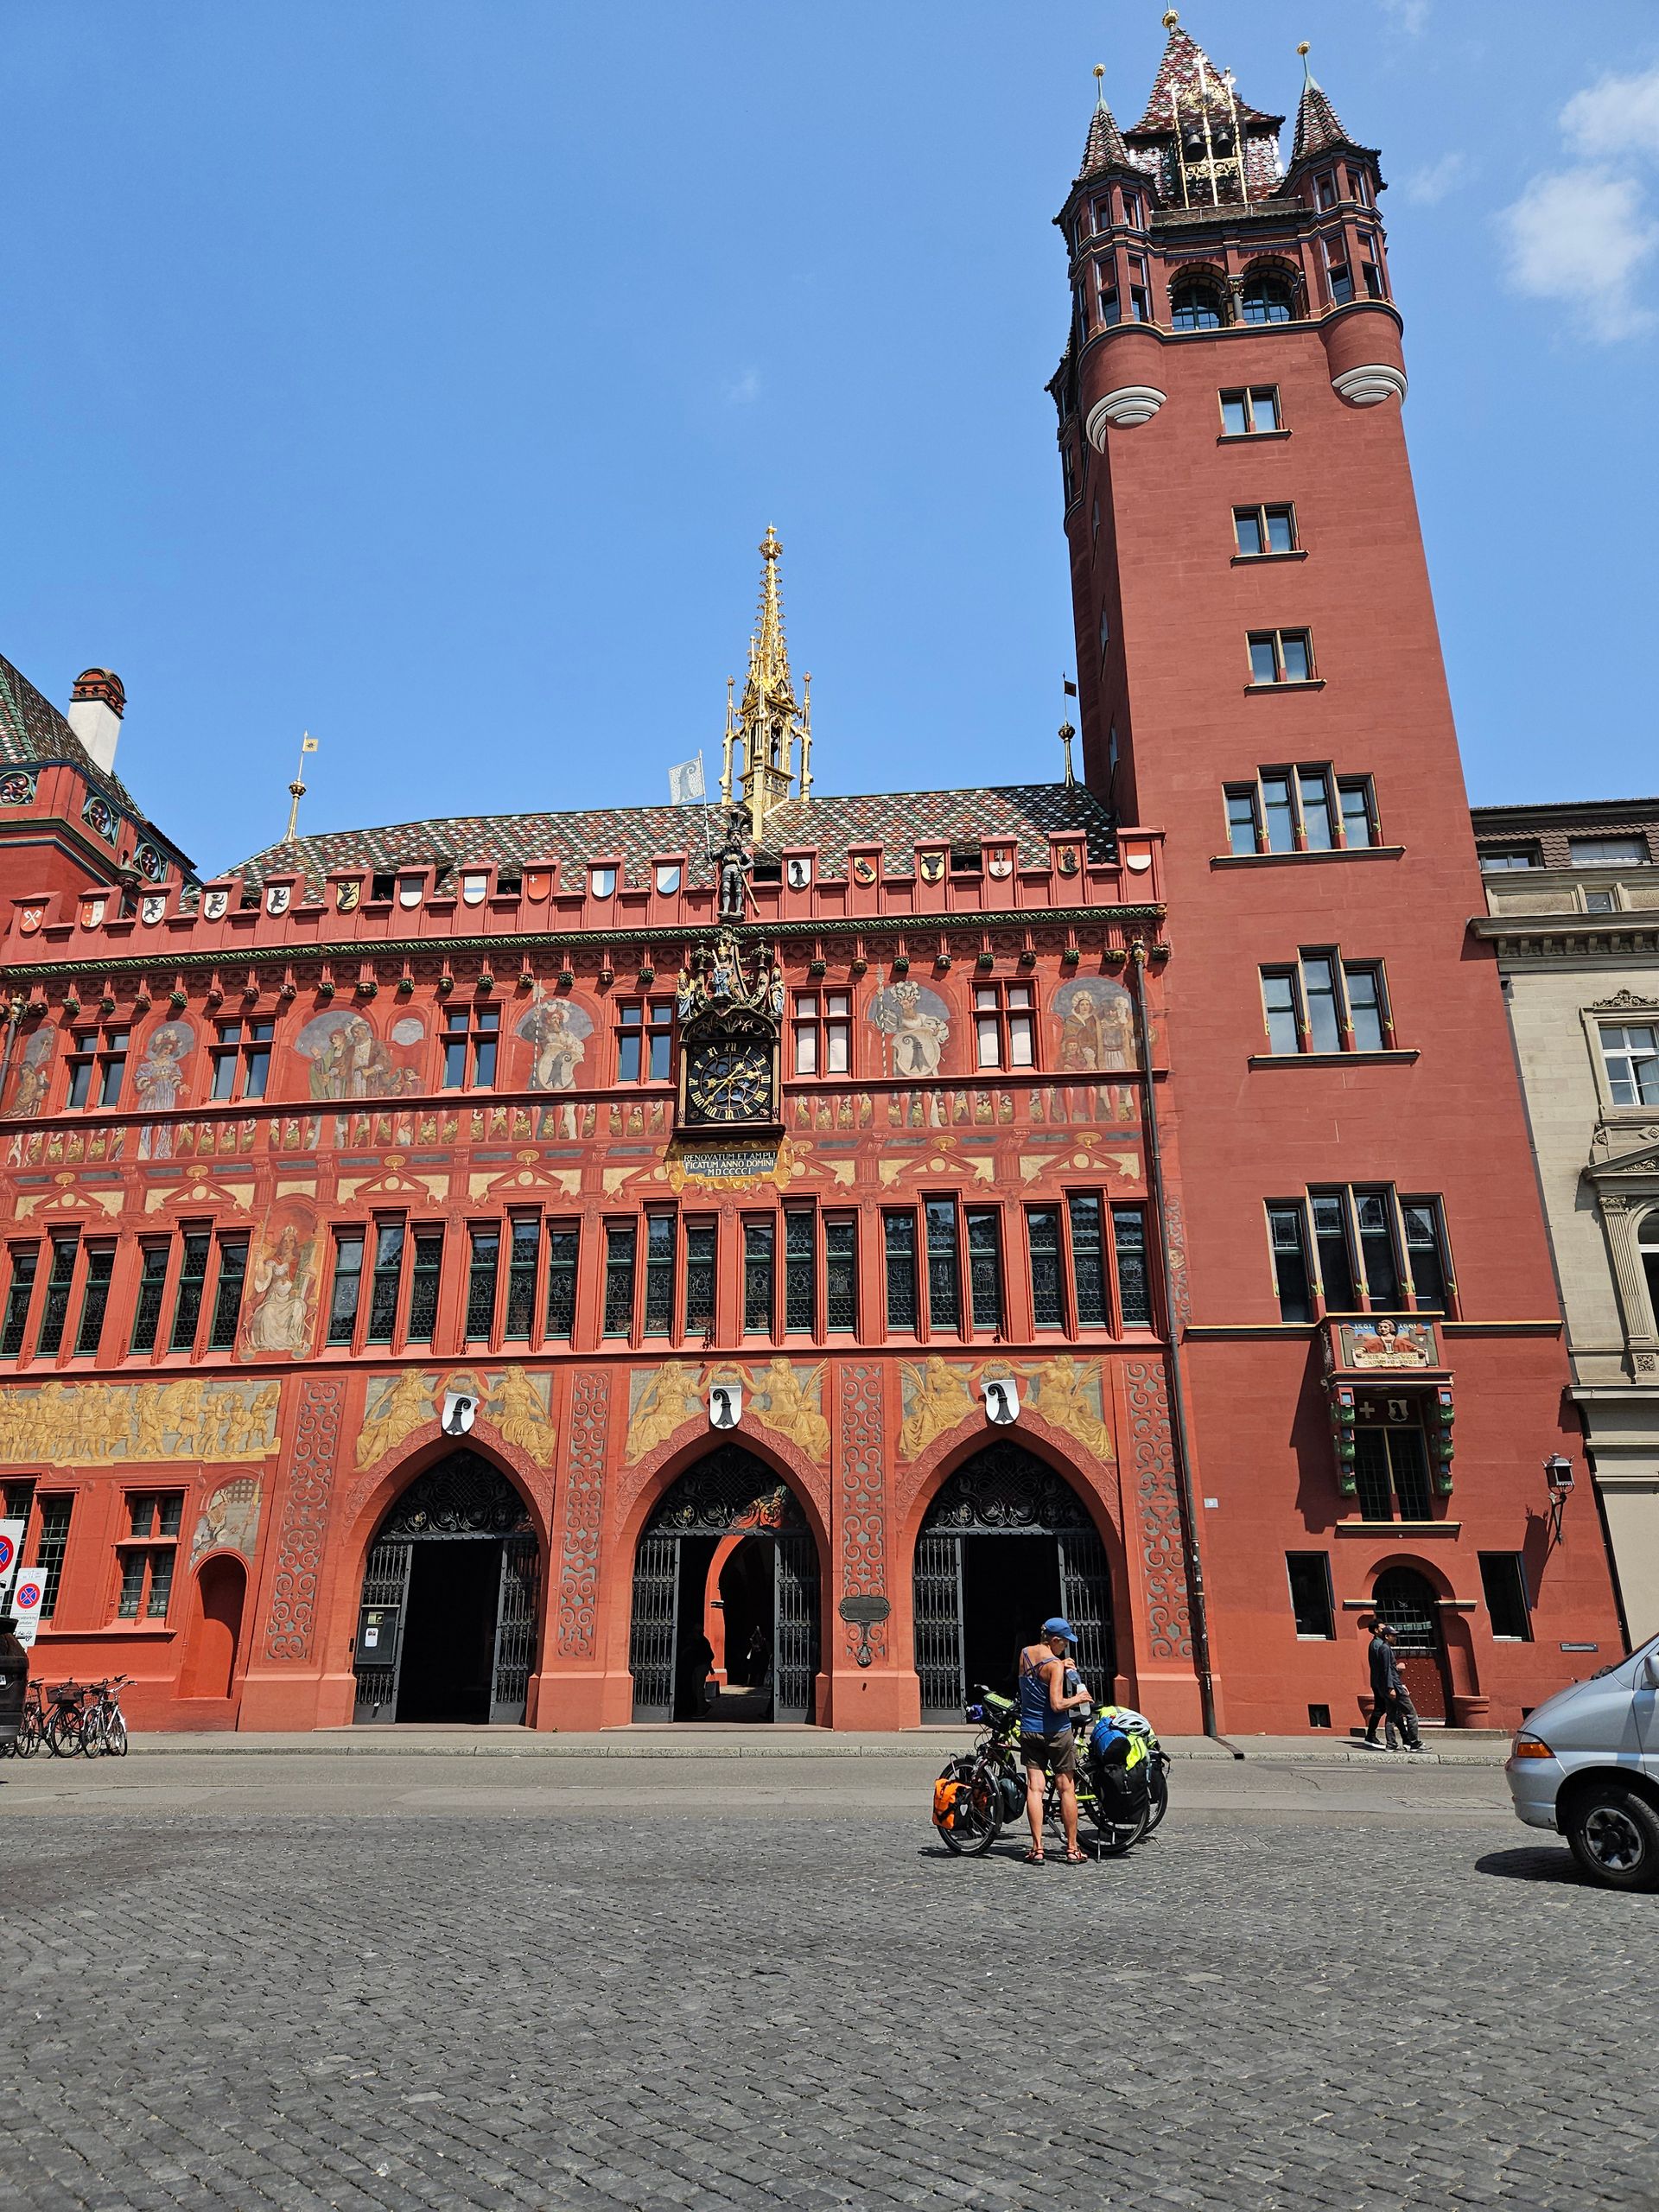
720, 525, 812, 842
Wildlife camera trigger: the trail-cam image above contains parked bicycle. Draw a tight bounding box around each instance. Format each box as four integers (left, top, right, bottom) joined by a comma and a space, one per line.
11, 1681, 46, 1758
43, 1680, 92, 1758
80, 1676, 132, 1758
932, 1686, 1156, 1859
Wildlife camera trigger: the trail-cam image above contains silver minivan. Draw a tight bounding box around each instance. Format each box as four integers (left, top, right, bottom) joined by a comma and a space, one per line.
1506, 1630, 1659, 1890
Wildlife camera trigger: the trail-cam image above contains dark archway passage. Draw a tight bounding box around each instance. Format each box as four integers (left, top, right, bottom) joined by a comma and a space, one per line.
913, 1445, 1116, 1721
353, 1452, 540, 1726
630, 1447, 821, 1724
1373, 1564, 1451, 1724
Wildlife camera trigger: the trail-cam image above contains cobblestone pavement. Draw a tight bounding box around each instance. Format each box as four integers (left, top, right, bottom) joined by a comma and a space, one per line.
3, 1762, 1656, 2212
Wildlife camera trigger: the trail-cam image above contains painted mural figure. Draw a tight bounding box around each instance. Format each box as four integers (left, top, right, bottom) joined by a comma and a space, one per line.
134, 1022, 192, 1157
495, 1366, 550, 1459
871, 978, 950, 1078
1056, 980, 1136, 1120
2, 1031, 54, 1118
624, 1360, 702, 1464
298, 1013, 419, 1103
357, 1369, 433, 1467
899, 1356, 978, 1459
749, 1357, 830, 1460
190, 1477, 261, 1564
242, 1225, 315, 1357
1030, 1354, 1115, 1461
518, 992, 590, 1092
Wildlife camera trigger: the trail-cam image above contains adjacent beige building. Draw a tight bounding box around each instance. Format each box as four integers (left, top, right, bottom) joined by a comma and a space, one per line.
1473, 799, 1659, 1639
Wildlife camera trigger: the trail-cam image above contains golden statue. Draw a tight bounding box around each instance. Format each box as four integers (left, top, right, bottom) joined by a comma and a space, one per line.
1029, 1354, 1115, 1460
624, 1360, 703, 1464
899, 1356, 977, 1459
495, 1366, 551, 1461
748, 1357, 830, 1461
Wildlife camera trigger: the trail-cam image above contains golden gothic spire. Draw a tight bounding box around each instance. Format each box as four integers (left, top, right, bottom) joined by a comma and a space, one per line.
720, 525, 811, 837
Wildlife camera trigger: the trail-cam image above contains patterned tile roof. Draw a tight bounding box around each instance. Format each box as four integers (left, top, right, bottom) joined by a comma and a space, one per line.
229, 782, 1120, 899
1077, 98, 1135, 181
0, 652, 146, 817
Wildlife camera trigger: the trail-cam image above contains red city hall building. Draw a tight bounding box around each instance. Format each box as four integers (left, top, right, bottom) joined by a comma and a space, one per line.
0, 19, 1622, 1738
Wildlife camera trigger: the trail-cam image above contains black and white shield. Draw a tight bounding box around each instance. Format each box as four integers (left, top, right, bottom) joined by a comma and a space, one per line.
441, 1389, 478, 1437
709, 1382, 742, 1430
982, 1377, 1020, 1426
786, 855, 812, 891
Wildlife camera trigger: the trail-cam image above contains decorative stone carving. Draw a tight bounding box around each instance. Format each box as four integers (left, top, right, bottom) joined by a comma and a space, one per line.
838, 1363, 887, 1664
1332, 363, 1408, 406
556, 1370, 609, 1657
1086, 387, 1167, 444
264, 1377, 345, 1662
1124, 1357, 1192, 1662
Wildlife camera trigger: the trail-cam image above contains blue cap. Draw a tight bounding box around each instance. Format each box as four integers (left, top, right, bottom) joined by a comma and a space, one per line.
1041, 1617, 1077, 1644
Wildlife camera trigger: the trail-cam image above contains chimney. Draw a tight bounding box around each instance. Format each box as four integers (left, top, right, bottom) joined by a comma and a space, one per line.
67, 668, 126, 774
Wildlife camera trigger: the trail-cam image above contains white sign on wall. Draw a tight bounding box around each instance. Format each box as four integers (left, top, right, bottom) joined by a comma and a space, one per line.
11, 1572, 48, 1648
0, 1519, 23, 1609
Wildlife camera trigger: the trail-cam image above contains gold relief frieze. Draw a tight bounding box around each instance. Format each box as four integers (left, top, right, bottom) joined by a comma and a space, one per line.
623, 1357, 830, 1465
898, 1353, 1116, 1462
0, 1377, 282, 1468
356, 1367, 554, 1469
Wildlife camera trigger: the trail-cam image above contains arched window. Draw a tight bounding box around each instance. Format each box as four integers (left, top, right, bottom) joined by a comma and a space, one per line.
1242, 272, 1295, 325
1170, 276, 1226, 331
1640, 1211, 1659, 1332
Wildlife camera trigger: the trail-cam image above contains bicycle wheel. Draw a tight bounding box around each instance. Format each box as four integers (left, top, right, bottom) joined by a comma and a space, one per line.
80, 1708, 106, 1759
1084, 1789, 1150, 1855
105, 1709, 129, 1757
45, 1707, 83, 1758
938, 1755, 1003, 1857
1145, 1757, 1169, 1833
16, 1707, 42, 1759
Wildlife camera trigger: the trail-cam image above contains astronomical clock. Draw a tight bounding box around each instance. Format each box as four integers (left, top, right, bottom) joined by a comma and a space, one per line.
675, 925, 783, 1136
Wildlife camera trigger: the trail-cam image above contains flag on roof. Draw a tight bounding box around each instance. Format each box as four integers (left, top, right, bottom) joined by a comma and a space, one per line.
668, 753, 706, 805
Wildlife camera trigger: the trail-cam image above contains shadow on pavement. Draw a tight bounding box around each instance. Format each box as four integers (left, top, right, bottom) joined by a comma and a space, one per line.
1473, 1844, 1583, 1885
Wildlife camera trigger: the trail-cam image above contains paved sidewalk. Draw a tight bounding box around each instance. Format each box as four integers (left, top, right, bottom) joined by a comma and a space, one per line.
118, 1723, 1509, 1763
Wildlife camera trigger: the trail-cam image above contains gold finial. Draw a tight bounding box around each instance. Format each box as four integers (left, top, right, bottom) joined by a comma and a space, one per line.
731, 527, 809, 838
1162, 9, 1179, 29
283, 731, 318, 842
1297, 40, 1313, 86
1092, 62, 1106, 100
760, 523, 781, 561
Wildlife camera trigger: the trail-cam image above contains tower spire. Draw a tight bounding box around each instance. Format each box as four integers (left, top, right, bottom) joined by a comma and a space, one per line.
1290, 43, 1354, 165
1077, 63, 1135, 181
728, 525, 809, 839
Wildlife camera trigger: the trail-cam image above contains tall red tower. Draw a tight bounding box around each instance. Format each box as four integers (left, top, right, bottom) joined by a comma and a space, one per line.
1050, 18, 1624, 1731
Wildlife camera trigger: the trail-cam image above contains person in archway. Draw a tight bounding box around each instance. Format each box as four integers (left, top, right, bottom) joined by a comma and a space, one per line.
1017, 1616, 1094, 1866
1364, 1621, 1422, 1751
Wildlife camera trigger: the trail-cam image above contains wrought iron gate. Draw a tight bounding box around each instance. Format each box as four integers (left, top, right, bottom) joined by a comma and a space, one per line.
913, 1530, 965, 1719
912, 1445, 1116, 1722
629, 1447, 821, 1723
491, 1536, 541, 1724
352, 1451, 537, 1726
629, 1533, 680, 1722
774, 1534, 818, 1724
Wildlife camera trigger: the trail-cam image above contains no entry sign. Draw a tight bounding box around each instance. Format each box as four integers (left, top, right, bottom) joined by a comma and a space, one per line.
11, 1573, 47, 1648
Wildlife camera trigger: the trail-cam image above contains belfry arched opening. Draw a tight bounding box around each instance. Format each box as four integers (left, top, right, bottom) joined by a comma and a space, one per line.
913, 1444, 1116, 1721
629, 1446, 821, 1723
353, 1452, 540, 1725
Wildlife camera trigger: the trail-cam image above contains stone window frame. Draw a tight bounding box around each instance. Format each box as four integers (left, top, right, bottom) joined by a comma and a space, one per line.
1580, 998, 1659, 1121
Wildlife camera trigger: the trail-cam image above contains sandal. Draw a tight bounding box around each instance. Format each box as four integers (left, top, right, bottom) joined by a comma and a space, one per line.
1064, 1849, 1089, 1866
1021, 1847, 1046, 1866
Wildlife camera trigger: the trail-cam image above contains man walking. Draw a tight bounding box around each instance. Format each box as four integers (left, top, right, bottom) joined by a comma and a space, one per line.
1363, 1621, 1422, 1751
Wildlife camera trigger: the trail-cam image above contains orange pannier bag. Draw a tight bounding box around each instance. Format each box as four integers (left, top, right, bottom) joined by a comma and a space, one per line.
932, 1776, 962, 1827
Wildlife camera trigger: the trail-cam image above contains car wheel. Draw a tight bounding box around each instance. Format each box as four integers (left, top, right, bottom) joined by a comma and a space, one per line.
1565, 1783, 1659, 1891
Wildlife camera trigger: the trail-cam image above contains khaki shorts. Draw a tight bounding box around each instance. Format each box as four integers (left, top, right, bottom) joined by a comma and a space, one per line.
1020, 1728, 1078, 1778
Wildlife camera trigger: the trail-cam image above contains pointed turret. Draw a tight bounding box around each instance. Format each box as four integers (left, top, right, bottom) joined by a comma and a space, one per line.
1077, 68, 1135, 182
1125, 10, 1284, 207
720, 526, 812, 838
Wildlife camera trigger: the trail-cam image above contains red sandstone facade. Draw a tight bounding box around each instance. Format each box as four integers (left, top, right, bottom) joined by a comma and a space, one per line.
0, 21, 1624, 1736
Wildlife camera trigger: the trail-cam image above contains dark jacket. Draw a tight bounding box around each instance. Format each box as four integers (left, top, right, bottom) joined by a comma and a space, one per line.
1368, 1633, 1401, 1699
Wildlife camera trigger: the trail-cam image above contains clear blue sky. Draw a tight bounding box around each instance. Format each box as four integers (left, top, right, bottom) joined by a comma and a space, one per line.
3, 3, 1656, 873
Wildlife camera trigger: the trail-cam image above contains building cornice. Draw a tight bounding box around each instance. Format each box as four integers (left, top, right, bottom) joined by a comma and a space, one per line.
1470, 914, 1659, 962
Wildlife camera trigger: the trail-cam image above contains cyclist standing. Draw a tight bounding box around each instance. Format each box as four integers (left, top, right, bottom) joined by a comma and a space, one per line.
1017, 1616, 1093, 1866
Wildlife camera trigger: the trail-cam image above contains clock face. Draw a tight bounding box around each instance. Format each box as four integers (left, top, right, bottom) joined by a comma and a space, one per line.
685, 1039, 773, 1124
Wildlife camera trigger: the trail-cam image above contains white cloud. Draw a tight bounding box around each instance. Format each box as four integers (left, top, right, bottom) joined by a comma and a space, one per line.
1498, 168, 1659, 341
723, 368, 762, 405
1561, 65, 1659, 164
1380, 0, 1431, 35
1498, 64, 1659, 343
1402, 151, 1471, 206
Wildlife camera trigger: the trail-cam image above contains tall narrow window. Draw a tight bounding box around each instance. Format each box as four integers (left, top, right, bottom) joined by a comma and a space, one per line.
118, 1491, 182, 1619
1356, 1426, 1431, 1519
466, 1226, 500, 1341
1301, 956, 1343, 1052
643, 1215, 676, 1335
208, 1237, 249, 1351
1338, 780, 1376, 849
1480, 1554, 1532, 1641
67, 1026, 130, 1109
327, 1232, 365, 1345
966, 1208, 1003, 1332
130, 1243, 169, 1355
825, 1218, 857, 1333
1068, 1196, 1108, 1328
1262, 971, 1301, 1056
1225, 788, 1260, 857
1310, 1194, 1357, 1312
617, 1001, 674, 1084
407, 1230, 443, 1344
925, 1199, 961, 1332
603, 1224, 637, 1337
785, 1211, 816, 1333
210, 1020, 274, 1103
37, 1234, 80, 1357
1345, 964, 1386, 1051
1028, 1209, 1065, 1329
1261, 773, 1295, 852
543, 1227, 577, 1341
442, 1005, 500, 1090
1268, 1205, 1313, 1323
169, 1232, 210, 1353
505, 1217, 540, 1340
75, 1243, 115, 1357
1287, 1554, 1336, 1638
685, 1223, 716, 1338
1402, 1201, 1448, 1312
1297, 769, 1336, 849
884, 1212, 918, 1332
1601, 1023, 1659, 1107
365, 1224, 406, 1345
1112, 1206, 1152, 1327
31, 1495, 74, 1618
1354, 1189, 1402, 1306
2, 1245, 39, 1357
744, 1220, 775, 1334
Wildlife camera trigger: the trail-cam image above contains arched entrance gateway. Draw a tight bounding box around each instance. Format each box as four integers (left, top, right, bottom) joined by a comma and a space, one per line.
353, 1452, 541, 1726
630, 1446, 821, 1723
914, 1444, 1116, 1721
1372, 1564, 1451, 1725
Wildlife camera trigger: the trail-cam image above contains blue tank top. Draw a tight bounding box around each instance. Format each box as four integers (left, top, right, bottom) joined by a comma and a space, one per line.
1018, 1648, 1065, 1737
